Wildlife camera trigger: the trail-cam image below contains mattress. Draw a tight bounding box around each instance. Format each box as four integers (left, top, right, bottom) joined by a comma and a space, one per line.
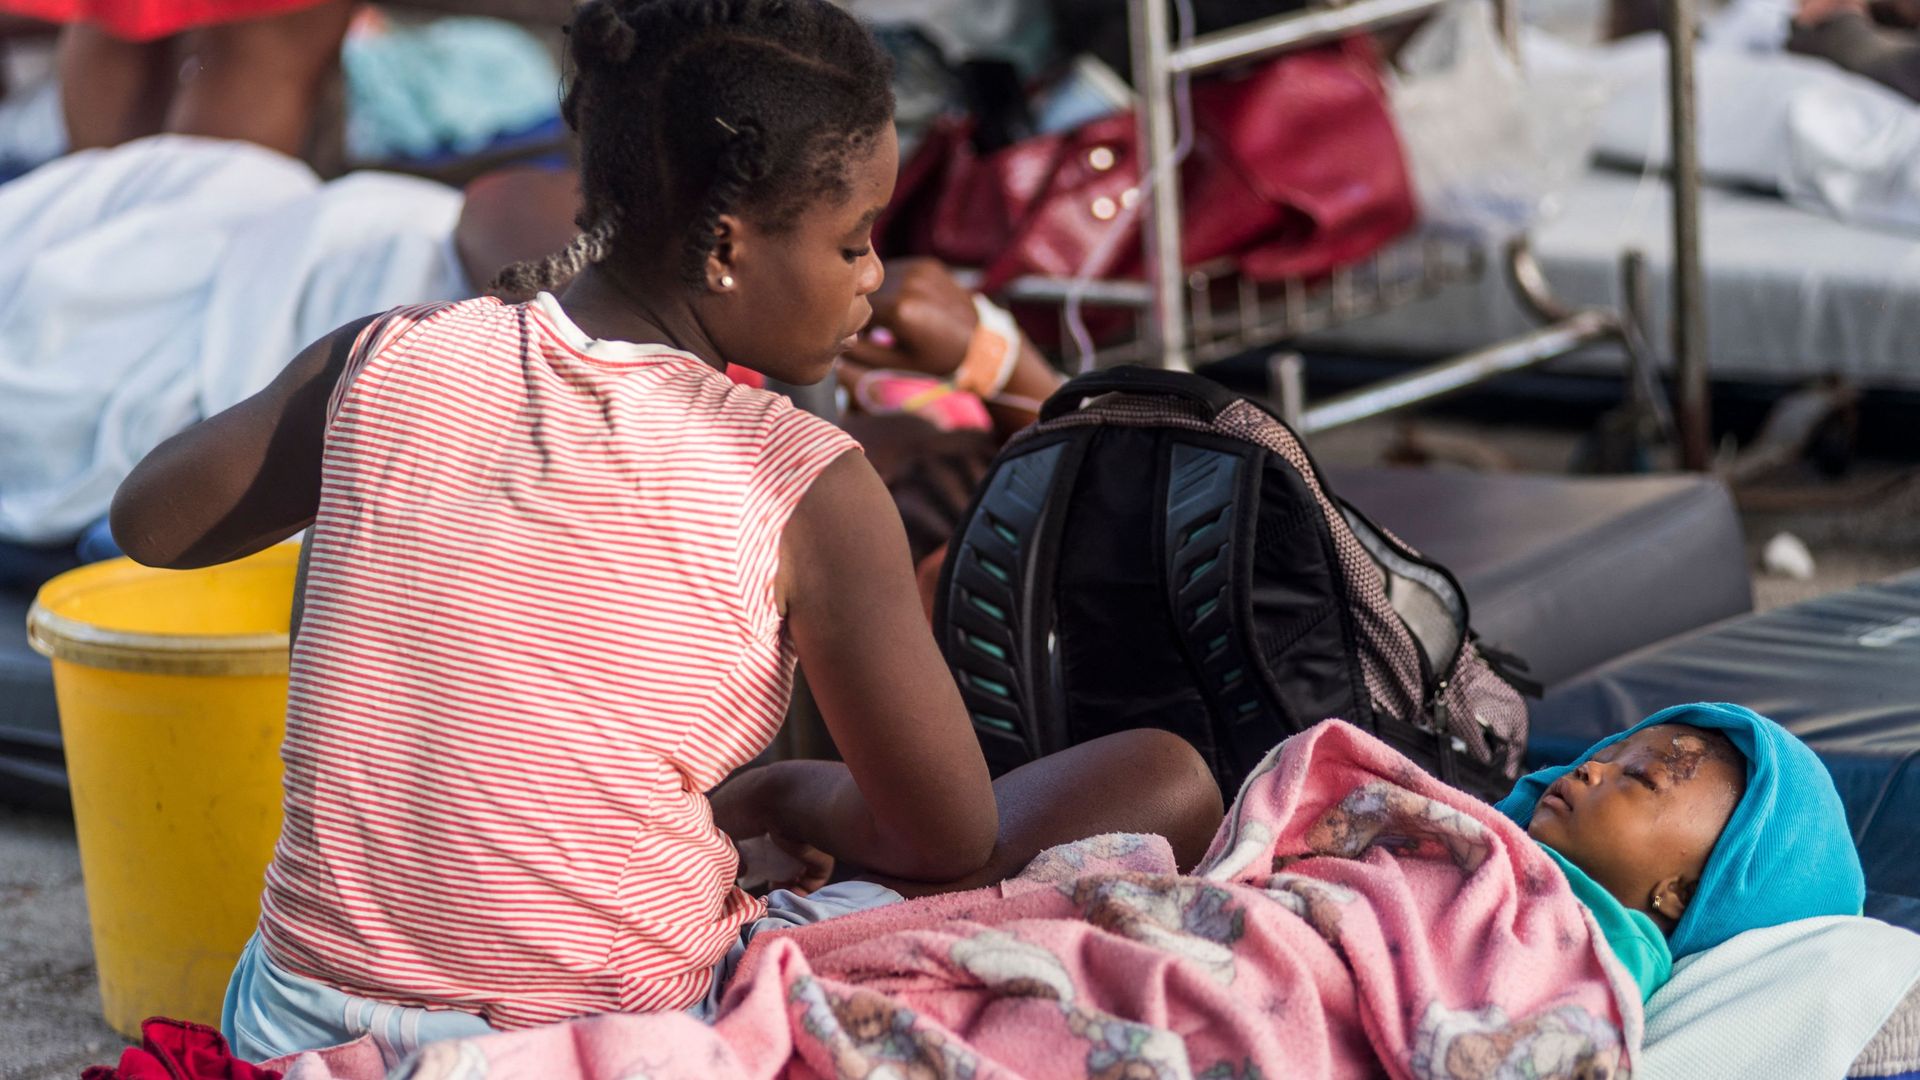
1328, 465, 1752, 689
1528, 568, 1920, 914
1310, 166, 1920, 390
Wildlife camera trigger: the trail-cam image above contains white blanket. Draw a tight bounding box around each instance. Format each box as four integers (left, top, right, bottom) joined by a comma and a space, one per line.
1640, 916, 1920, 1080
0, 136, 467, 544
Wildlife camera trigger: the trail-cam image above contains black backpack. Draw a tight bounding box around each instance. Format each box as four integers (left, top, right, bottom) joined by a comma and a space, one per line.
932, 367, 1530, 800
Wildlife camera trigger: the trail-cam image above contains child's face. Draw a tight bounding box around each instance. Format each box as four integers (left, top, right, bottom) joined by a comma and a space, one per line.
1527, 723, 1744, 925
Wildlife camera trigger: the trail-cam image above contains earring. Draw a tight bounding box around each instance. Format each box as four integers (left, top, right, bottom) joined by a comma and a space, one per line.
718, 274, 735, 289
1651, 895, 1665, 914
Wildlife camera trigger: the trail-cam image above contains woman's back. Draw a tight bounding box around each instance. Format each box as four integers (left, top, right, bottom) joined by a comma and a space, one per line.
258, 293, 854, 1028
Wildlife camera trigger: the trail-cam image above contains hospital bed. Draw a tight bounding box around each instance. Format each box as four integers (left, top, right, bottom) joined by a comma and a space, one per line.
1310, 164, 1920, 391
997, 0, 1714, 465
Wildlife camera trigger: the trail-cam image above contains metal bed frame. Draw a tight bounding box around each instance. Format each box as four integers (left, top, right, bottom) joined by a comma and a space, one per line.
997, 0, 1711, 467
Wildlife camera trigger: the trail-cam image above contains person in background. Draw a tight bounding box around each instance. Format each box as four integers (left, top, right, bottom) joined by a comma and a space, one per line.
109, 0, 1220, 1065
0, 0, 354, 155
1790, 0, 1920, 101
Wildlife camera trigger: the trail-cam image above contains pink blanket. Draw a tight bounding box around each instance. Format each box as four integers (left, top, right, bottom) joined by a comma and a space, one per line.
283, 721, 1642, 1080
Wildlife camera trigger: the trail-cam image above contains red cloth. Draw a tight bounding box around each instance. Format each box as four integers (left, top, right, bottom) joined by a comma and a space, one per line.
0, 0, 331, 41
82, 1017, 282, 1080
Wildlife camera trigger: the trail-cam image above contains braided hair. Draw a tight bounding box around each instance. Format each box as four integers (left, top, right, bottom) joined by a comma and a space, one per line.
493, 0, 894, 295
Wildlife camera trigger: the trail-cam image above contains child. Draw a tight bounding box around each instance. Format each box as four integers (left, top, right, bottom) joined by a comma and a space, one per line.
1498, 702, 1866, 1001
107, 0, 1222, 1063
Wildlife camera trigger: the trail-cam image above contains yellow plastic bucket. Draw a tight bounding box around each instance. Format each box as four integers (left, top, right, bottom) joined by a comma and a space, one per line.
27, 544, 297, 1037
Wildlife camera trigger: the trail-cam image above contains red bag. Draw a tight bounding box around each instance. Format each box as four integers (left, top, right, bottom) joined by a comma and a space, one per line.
880, 38, 1416, 295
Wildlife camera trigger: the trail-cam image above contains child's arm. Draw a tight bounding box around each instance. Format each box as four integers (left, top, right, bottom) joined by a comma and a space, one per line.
727, 449, 1000, 884
111, 315, 376, 569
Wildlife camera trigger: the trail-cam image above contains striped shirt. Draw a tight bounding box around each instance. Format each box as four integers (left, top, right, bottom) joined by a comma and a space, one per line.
257, 293, 857, 1029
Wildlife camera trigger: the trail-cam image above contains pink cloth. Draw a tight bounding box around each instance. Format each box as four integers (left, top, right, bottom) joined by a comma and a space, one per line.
276, 721, 1641, 1080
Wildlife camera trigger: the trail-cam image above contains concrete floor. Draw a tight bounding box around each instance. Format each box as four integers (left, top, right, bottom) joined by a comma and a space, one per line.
1, 804, 123, 1079
3, 416, 1916, 1078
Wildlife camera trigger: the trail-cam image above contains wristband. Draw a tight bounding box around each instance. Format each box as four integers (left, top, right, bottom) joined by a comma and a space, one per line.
953, 295, 1022, 400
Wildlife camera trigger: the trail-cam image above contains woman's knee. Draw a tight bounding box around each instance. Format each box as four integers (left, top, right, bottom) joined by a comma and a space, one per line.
1088, 728, 1225, 867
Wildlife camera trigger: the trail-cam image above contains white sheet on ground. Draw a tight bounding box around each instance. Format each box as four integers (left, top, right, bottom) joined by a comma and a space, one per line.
0, 136, 466, 544
1639, 915, 1920, 1080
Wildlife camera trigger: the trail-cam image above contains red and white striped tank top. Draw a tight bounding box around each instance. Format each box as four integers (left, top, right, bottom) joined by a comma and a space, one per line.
258, 294, 857, 1029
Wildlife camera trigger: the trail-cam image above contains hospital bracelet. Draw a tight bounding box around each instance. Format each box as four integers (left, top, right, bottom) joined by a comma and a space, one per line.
953, 295, 1022, 401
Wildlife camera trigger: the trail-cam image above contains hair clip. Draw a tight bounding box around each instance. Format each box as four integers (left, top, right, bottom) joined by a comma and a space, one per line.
714, 117, 739, 135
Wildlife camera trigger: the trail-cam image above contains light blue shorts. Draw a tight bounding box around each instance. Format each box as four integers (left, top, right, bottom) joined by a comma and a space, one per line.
221, 881, 902, 1067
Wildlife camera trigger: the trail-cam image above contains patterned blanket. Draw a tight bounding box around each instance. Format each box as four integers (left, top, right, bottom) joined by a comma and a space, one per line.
285, 721, 1643, 1080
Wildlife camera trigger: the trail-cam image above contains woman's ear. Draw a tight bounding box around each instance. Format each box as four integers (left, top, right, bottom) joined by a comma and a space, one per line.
706, 213, 744, 293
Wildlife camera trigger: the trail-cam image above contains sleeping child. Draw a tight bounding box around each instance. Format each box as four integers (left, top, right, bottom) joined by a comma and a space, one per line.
1498, 701, 1866, 1002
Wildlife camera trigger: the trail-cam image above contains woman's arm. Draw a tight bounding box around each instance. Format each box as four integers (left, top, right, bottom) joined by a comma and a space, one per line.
726, 449, 999, 883
110, 315, 375, 569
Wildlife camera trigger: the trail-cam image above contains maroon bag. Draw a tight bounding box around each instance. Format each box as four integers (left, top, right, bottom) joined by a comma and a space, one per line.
880, 38, 1417, 294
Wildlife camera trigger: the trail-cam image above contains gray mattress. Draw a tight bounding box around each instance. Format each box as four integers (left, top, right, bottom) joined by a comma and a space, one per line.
1330, 465, 1752, 690
1311, 167, 1920, 389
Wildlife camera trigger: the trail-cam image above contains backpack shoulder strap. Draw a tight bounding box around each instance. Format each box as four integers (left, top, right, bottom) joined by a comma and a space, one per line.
1159, 437, 1280, 786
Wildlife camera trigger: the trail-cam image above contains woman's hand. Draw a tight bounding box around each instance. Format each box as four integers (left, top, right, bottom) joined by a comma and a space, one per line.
763, 834, 835, 895
713, 766, 837, 895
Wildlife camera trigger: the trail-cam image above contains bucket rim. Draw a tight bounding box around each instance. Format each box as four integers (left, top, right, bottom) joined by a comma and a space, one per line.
25, 548, 296, 676
28, 601, 291, 675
